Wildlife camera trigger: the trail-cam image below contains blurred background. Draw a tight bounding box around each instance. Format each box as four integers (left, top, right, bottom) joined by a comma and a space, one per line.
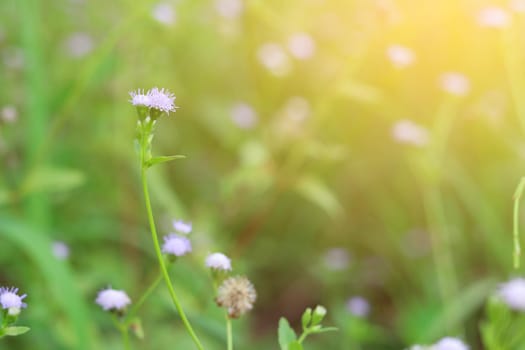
1, 0, 525, 349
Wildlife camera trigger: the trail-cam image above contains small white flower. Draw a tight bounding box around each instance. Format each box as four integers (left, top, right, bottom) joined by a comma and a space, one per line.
95, 288, 131, 311
498, 277, 525, 311
477, 7, 510, 28
386, 45, 416, 68
162, 234, 192, 256
1, 105, 17, 123
257, 43, 291, 77
0, 287, 27, 310
288, 33, 316, 60
173, 219, 192, 234
152, 2, 176, 26
146, 87, 177, 114
215, 0, 243, 19
52, 241, 70, 260
231, 102, 258, 129
433, 337, 469, 350
439, 72, 470, 96
392, 119, 429, 147
64, 32, 94, 58
206, 252, 232, 271
346, 296, 370, 317
324, 248, 350, 270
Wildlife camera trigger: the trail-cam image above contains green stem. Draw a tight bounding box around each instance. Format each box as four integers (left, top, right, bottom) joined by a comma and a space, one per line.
140, 165, 204, 350
298, 330, 309, 343
121, 325, 130, 350
125, 272, 163, 325
226, 316, 233, 350
513, 177, 525, 269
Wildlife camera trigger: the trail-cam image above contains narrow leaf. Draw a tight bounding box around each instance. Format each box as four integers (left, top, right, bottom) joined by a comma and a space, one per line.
3, 326, 30, 336
288, 341, 304, 350
147, 155, 186, 168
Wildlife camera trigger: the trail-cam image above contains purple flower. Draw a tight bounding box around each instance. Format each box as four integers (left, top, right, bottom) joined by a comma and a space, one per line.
346, 296, 370, 317
173, 219, 192, 234
206, 253, 232, 271
95, 288, 131, 311
498, 277, 525, 311
162, 234, 192, 256
0, 287, 27, 310
129, 87, 178, 114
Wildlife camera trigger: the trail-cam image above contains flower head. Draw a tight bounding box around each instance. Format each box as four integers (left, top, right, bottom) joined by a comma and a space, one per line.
392, 119, 429, 146
129, 87, 177, 114
439, 72, 470, 96
152, 2, 176, 26
206, 252, 232, 271
477, 7, 510, 28
146, 87, 177, 114
95, 288, 131, 311
162, 234, 192, 256
216, 276, 256, 318
346, 296, 370, 317
0, 287, 27, 310
498, 277, 525, 311
386, 45, 416, 68
231, 102, 258, 129
215, 0, 243, 19
288, 33, 316, 60
433, 337, 469, 350
173, 219, 192, 234
52, 241, 70, 260
129, 89, 151, 107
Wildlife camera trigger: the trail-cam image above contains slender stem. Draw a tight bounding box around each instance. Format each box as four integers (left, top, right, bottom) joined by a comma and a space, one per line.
125, 272, 163, 325
298, 330, 309, 343
513, 177, 525, 269
226, 316, 233, 350
140, 166, 204, 350
120, 325, 130, 350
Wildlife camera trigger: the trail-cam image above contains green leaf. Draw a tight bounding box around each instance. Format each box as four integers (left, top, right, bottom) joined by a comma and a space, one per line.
3, 326, 30, 336
311, 327, 338, 334
301, 308, 312, 330
288, 341, 304, 350
278, 318, 297, 350
295, 176, 342, 218
146, 155, 186, 168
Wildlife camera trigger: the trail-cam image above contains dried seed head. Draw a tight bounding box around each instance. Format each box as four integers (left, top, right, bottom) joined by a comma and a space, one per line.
216, 276, 256, 318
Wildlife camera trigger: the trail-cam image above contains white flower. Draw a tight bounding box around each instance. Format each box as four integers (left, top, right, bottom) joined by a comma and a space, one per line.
346, 296, 370, 317
64, 32, 94, 58
392, 120, 429, 146
288, 33, 316, 60
206, 252, 232, 271
257, 43, 291, 77
231, 102, 258, 129
0, 287, 27, 310
162, 234, 192, 256
439, 72, 470, 96
477, 7, 510, 28
324, 248, 350, 270
386, 45, 416, 68
433, 337, 469, 350
152, 2, 176, 26
215, 0, 243, 19
173, 219, 192, 234
1, 105, 17, 123
216, 276, 256, 318
498, 277, 525, 311
511, 0, 525, 13
52, 241, 70, 260
95, 288, 131, 311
